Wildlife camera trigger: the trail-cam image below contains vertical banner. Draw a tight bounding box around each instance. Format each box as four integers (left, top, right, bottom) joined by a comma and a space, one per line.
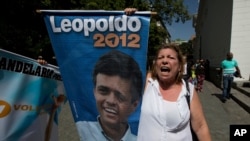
0, 49, 66, 141
41, 10, 151, 140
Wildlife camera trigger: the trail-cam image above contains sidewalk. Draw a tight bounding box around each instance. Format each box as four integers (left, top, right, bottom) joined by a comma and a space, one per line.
58, 102, 79, 141
58, 80, 250, 141
232, 80, 250, 113
197, 80, 250, 141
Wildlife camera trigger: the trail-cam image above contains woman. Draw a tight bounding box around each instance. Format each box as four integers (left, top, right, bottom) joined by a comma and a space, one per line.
137, 44, 211, 141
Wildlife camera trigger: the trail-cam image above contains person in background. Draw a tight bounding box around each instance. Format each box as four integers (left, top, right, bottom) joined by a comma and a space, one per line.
76, 50, 143, 141
220, 52, 242, 102
196, 59, 206, 92
182, 55, 190, 81
189, 64, 198, 89
137, 43, 211, 141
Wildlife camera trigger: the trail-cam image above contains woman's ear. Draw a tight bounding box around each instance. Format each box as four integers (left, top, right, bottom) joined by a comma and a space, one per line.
178, 65, 182, 72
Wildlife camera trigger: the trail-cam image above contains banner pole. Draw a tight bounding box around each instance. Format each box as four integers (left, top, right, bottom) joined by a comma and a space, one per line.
44, 108, 56, 141
44, 95, 65, 141
36, 9, 157, 15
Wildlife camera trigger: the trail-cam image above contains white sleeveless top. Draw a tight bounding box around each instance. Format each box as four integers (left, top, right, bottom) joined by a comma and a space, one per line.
137, 78, 194, 141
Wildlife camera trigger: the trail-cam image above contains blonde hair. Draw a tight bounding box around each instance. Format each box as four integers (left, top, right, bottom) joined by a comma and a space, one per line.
151, 44, 184, 84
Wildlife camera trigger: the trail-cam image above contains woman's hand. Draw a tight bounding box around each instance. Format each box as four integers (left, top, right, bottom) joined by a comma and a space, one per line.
37, 56, 47, 65
124, 8, 137, 15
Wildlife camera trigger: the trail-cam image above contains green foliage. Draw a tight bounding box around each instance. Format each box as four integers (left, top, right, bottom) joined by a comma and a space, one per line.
179, 40, 194, 56
145, 0, 191, 25
0, 0, 191, 65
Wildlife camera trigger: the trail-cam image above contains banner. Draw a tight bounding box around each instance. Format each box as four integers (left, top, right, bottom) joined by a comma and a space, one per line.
41, 10, 151, 140
0, 49, 65, 141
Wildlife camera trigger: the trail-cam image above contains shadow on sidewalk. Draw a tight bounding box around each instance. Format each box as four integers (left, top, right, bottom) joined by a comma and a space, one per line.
211, 93, 230, 103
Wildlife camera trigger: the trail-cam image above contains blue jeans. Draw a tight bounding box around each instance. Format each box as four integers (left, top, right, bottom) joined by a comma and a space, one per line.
222, 75, 234, 98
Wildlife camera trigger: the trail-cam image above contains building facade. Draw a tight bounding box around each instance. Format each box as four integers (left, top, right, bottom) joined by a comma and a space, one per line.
194, 0, 250, 86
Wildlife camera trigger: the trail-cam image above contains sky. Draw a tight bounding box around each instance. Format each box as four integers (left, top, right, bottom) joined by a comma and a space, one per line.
166, 0, 199, 41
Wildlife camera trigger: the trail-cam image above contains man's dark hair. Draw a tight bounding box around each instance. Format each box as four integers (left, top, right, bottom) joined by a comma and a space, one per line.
226, 52, 233, 60
92, 50, 143, 102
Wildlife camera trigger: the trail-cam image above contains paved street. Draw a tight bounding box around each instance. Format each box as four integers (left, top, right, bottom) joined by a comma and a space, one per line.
58, 80, 250, 141
198, 80, 250, 141
58, 102, 79, 141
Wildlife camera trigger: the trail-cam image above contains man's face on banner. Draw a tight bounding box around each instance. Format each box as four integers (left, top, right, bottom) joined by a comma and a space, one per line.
93, 73, 138, 128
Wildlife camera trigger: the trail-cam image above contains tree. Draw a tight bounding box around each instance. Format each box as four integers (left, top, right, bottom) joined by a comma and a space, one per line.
179, 40, 194, 56
147, 0, 190, 25
0, 0, 191, 65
